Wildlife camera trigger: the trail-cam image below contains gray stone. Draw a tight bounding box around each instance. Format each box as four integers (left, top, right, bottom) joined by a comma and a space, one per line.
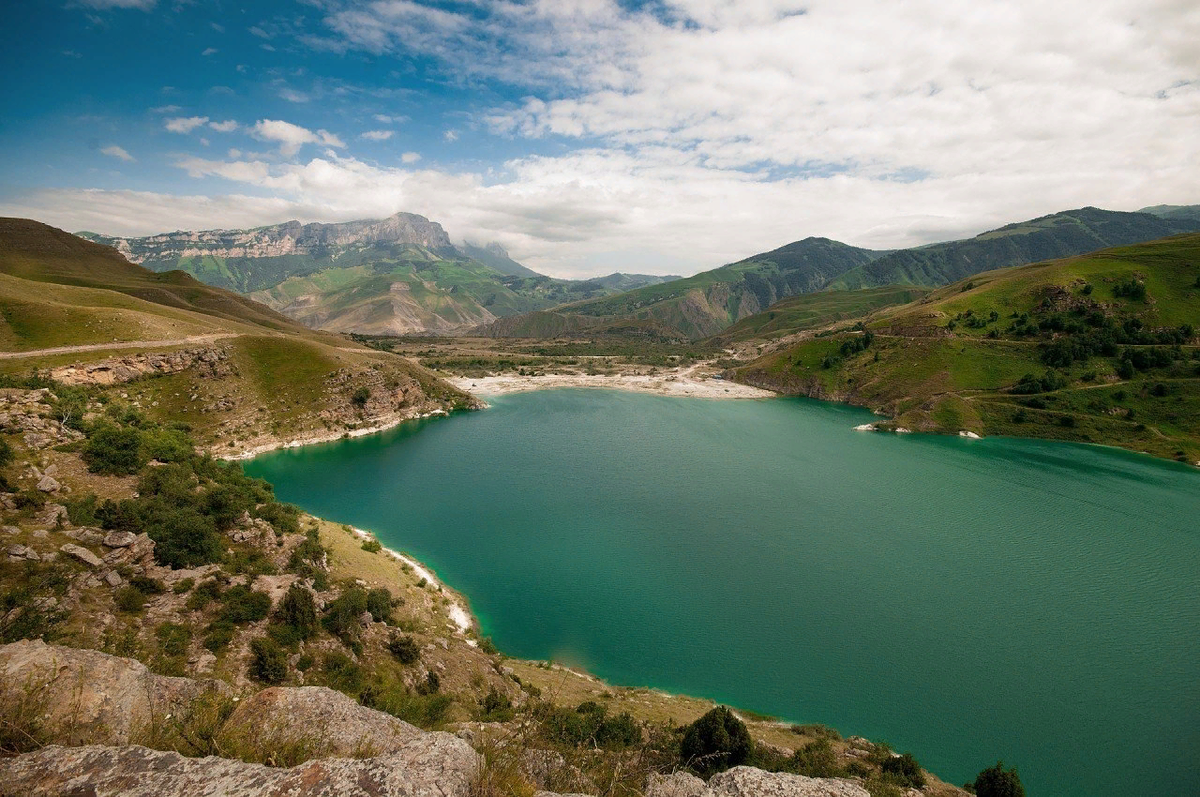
61, 543, 103, 567
0, 736, 478, 797
220, 686, 424, 758
707, 767, 870, 797
102, 531, 138, 548
2, 525, 20, 535
0, 640, 231, 745
647, 772, 711, 797
30, 529, 48, 539
6, 544, 39, 561
103, 570, 123, 587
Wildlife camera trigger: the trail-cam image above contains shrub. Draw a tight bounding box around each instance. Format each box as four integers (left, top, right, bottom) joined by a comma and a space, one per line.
972, 761, 1025, 797
129, 576, 166, 595
114, 586, 147, 613
143, 506, 223, 569
217, 585, 272, 624
786, 737, 838, 777
366, 587, 393, 623
321, 651, 364, 695
0, 437, 13, 468
351, 387, 371, 407
361, 538, 382, 553
323, 587, 369, 648
186, 578, 222, 611
296, 654, 314, 672
881, 752, 925, 788
64, 494, 99, 526
417, 671, 440, 695
249, 637, 288, 684
254, 501, 300, 536
274, 584, 318, 639
387, 633, 420, 664
679, 706, 753, 776
156, 622, 192, 656
82, 423, 145, 475
477, 687, 514, 722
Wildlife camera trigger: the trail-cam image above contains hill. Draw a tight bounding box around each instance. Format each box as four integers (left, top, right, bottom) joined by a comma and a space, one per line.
482, 237, 883, 340
82, 215, 677, 336
734, 233, 1200, 463
826, 207, 1200, 291
0, 218, 479, 454
709, 286, 932, 345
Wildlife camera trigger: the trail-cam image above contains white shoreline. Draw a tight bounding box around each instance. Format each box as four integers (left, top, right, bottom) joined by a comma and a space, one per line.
349, 526, 475, 637
448, 370, 775, 400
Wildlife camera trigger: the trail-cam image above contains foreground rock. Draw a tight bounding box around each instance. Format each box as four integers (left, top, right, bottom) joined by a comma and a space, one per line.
0, 640, 230, 745
648, 768, 870, 797
221, 686, 424, 757
0, 737, 479, 797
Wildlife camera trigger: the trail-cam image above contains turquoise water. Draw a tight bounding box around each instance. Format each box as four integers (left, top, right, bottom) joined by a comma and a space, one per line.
245, 390, 1200, 796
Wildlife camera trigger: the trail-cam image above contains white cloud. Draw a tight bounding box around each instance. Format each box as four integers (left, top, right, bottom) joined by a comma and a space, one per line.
198, 137, 210, 147
100, 145, 134, 162
251, 119, 346, 156
443, 129, 459, 142
211, 22, 224, 33
400, 151, 421, 163
374, 114, 395, 124
164, 116, 209, 134
279, 88, 309, 103
201, 47, 218, 56
208, 120, 238, 133
361, 130, 394, 141
150, 104, 180, 113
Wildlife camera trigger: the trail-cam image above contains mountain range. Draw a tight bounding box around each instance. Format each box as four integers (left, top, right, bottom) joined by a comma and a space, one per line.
80, 214, 678, 336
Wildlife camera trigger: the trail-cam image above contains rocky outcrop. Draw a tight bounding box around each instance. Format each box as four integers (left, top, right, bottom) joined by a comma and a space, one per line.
0, 389, 86, 450
88, 212, 453, 266
221, 686, 424, 757
0, 736, 479, 797
49, 347, 230, 386
647, 769, 870, 797
0, 640, 231, 745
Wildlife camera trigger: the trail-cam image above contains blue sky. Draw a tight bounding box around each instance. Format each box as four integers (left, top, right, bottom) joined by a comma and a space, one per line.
1, 0, 1197, 277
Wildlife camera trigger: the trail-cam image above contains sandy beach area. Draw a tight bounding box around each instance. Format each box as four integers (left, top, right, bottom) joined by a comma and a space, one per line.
449, 365, 776, 400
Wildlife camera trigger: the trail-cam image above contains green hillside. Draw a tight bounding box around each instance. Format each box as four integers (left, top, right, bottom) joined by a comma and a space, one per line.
827, 207, 1200, 290
735, 234, 1200, 463
710, 286, 931, 344
520, 237, 883, 340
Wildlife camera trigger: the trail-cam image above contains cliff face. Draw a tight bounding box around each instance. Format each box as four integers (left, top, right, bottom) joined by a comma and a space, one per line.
89, 212, 453, 264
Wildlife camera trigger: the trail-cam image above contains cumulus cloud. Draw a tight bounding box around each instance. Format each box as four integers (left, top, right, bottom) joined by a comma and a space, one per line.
100, 145, 134, 162
251, 119, 346, 156
279, 88, 309, 103
164, 116, 209, 133
361, 130, 394, 141
208, 120, 238, 133
201, 47, 218, 56
400, 151, 421, 163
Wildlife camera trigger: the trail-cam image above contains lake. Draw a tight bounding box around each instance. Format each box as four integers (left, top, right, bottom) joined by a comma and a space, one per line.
245, 390, 1200, 796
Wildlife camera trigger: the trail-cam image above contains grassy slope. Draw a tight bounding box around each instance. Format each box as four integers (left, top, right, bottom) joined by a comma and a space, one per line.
827, 207, 1200, 291
0, 219, 478, 451
710, 286, 932, 344
502, 238, 882, 340
735, 234, 1200, 464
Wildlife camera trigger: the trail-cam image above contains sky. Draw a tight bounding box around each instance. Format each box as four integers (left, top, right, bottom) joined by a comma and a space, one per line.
0, 0, 1197, 278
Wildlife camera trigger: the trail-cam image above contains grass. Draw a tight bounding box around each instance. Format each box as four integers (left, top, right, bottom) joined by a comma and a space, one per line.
735, 235, 1200, 462
713, 287, 931, 344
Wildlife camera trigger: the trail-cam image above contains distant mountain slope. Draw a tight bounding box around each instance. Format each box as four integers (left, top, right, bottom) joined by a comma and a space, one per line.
505, 237, 883, 340
1, 217, 311, 334
81, 214, 680, 335
826, 207, 1200, 290
1140, 204, 1200, 223
710, 286, 932, 345
735, 233, 1200, 463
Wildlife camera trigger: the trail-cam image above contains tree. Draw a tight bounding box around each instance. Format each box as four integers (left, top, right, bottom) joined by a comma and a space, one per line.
351, 387, 370, 408
274, 584, 318, 641
680, 706, 753, 776
972, 761, 1025, 797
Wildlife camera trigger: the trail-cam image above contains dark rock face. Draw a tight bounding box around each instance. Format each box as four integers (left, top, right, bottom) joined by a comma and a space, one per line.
0, 737, 479, 797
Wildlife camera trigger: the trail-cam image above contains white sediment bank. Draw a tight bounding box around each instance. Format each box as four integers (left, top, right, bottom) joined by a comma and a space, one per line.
448, 370, 775, 400
349, 527, 475, 637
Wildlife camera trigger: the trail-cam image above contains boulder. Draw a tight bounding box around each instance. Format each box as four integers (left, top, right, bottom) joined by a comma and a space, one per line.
220, 686, 423, 758
707, 767, 870, 797
647, 772, 711, 797
102, 531, 138, 548
36, 475, 60, 493
0, 640, 231, 745
60, 543, 103, 567
6, 544, 39, 561
0, 735, 478, 797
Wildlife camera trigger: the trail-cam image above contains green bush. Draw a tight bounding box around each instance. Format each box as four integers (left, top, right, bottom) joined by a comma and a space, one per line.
217, 585, 272, 623
249, 636, 288, 684
0, 437, 14, 468
881, 752, 925, 788
361, 538, 382, 553
680, 706, 753, 776
272, 584, 318, 644
323, 587, 369, 648
186, 578, 222, 610
155, 622, 192, 656
321, 651, 364, 694
387, 632, 420, 664
114, 586, 147, 613
972, 761, 1025, 797
786, 738, 839, 777
543, 701, 641, 751
366, 587, 393, 623
478, 687, 514, 722
129, 576, 166, 595
351, 387, 370, 407
82, 423, 145, 475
